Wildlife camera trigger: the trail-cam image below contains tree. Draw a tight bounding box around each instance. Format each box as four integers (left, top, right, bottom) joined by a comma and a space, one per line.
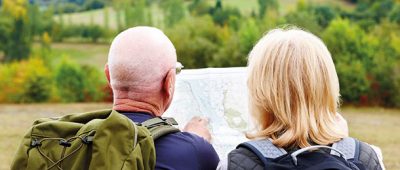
166, 16, 221, 68
238, 18, 260, 58
161, 0, 185, 27
188, 0, 210, 16
83, 0, 106, 11
368, 21, 400, 106
111, 0, 127, 31
284, 11, 321, 34
54, 58, 85, 102
1, 0, 32, 62
322, 18, 372, 104
210, 6, 241, 26
0, 17, 12, 60
82, 25, 104, 42
124, 0, 152, 27
389, 3, 400, 24
313, 5, 337, 28
258, 0, 279, 19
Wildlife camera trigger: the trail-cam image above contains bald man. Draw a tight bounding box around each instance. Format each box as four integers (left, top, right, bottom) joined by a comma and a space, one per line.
104, 26, 220, 170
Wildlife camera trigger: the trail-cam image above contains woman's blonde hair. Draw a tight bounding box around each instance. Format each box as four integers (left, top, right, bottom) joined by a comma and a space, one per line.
247, 28, 347, 148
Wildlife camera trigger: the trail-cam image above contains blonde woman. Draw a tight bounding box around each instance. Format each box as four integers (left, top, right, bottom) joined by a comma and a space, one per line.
218, 28, 384, 170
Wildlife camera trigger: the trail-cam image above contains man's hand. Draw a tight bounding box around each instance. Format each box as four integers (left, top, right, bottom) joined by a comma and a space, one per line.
183, 116, 212, 142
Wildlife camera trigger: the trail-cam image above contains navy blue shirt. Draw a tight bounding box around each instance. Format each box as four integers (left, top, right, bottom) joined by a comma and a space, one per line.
121, 112, 220, 170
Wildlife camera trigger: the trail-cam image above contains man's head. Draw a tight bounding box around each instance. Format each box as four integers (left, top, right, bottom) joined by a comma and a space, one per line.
105, 26, 177, 116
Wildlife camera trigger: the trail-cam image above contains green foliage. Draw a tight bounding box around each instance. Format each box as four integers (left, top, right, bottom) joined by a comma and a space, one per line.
1, 0, 32, 62
389, 4, 400, 24
53, 57, 106, 102
0, 17, 12, 55
368, 0, 394, 23
83, 0, 106, 11
0, 55, 106, 103
346, 0, 395, 30
323, 19, 372, 64
323, 18, 400, 106
238, 19, 260, 58
188, 0, 211, 16
0, 58, 52, 103
323, 18, 372, 104
167, 16, 221, 68
368, 21, 400, 106
212, 34, 242, 67
210, 6, 241, 26
4, 19, 32, 61
54, 57, 85, 102
59, 3, 81, 13
284, 10, 321, 34
336, 61, 369, 103
52, 0, 106, 13
51, 24, 105, 42
161, 0, 186, 27
22, 59, 52, 103
284, 2, 326, 34
258, 0, 279, 19
1, 0, 400, 107
82, 25, 105, 42
81, 65, 106, 102
124, 0, 152, 27
313, 5, 337, 28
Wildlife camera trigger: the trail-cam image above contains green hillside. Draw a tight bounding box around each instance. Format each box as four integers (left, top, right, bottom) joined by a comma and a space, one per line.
55, 0, 354, 29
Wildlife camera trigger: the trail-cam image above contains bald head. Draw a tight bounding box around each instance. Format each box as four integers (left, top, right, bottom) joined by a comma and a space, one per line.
107, 26, 177, 92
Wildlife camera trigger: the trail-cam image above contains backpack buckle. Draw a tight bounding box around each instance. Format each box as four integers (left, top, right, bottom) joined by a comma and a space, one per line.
59, 139, 71, 147
162, 117, 178, 126
81, 136, 93, 144
31, 139, 42, 147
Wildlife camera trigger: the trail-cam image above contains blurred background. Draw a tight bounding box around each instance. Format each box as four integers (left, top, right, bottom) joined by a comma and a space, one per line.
0, 0, 399, 169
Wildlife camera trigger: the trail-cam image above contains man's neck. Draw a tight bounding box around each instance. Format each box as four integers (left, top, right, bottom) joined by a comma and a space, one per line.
113, 98, 163, 116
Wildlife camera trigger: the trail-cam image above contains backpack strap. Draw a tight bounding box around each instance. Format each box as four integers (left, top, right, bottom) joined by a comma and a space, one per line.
237, 138, 287, 166
331, 137, 360, 161
141, 117, 180, 140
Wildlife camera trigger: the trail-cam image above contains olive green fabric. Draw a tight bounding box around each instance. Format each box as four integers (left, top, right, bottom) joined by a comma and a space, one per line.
142, 117, 180, 140
11, 109, 156, 170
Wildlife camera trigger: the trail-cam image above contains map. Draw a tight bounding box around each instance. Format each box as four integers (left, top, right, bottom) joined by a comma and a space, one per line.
164, 67, 251, 159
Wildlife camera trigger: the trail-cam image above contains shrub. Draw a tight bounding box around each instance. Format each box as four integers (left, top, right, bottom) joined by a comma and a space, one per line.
0, 58, 52, 103
54, 57, 85, 102
323, 19, 373, 104
0, 62, 20, 102
210, 6, 241, 26
81, 65, 107, 102
161, 0, 186, 27
82, 25, 105, 43
167, 16, 222, 68
336, 60, 369, 104
188, 0, 211, 16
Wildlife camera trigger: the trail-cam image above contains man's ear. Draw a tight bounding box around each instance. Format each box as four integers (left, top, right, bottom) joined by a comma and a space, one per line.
163, 69, 175, 101
104, 63, 111, 86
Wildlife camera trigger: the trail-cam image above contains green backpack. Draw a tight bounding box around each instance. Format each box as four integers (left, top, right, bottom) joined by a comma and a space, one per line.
11, 109, 180, 170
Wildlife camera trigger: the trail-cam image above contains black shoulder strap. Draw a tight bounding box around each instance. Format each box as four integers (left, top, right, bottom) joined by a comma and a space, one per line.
141, 117, 180, 140
237, 138, 287, 167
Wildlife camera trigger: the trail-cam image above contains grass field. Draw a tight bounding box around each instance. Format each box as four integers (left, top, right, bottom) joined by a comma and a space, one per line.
31, 42, 110, 69
50, 42, 110, 69
0, 104, 399, 169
